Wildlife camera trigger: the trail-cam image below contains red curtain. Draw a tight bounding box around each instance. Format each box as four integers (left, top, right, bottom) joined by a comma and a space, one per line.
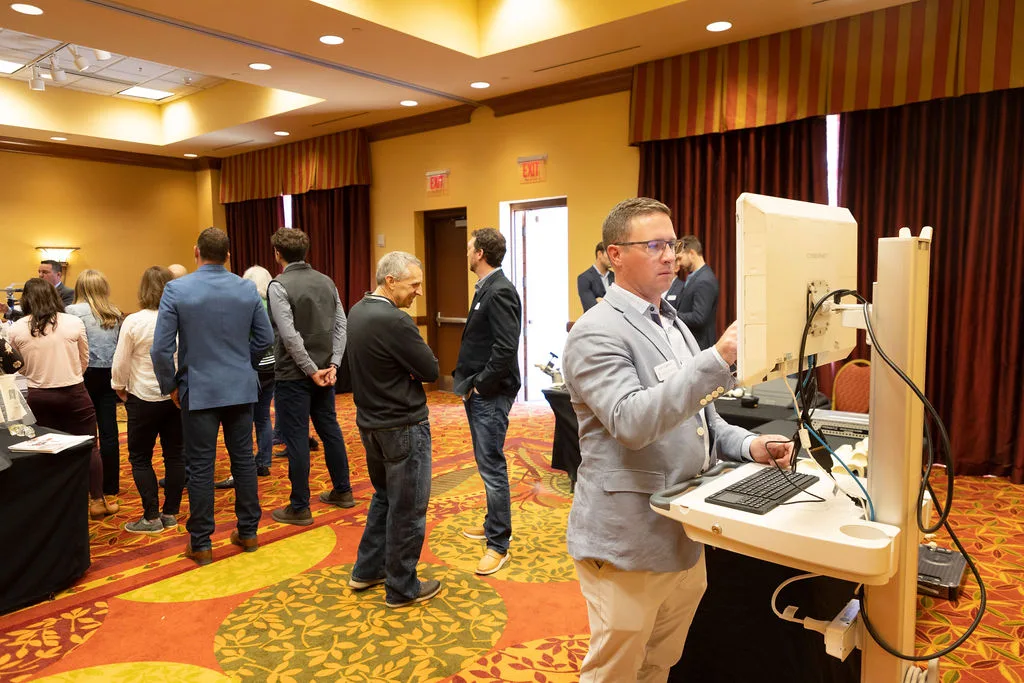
224, 197, 284, 276
291, 186, 372, 310
638, 117, 829, 333
839, 88, 1024, 480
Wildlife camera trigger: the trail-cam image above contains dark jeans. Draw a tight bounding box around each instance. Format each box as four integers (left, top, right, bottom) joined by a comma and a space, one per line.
84, 367, 120, 495
464, 392, 514, 554
275, 378, 351, 512
126, 395, 184, 521
255, 381, 275, 468
353, 421, 432, 604
181, 394, 261, 551
27, 383, 103, 499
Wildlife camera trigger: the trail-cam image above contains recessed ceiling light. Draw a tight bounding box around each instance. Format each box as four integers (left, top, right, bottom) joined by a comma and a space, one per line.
119, 85, 175, 100
706, 21, 732, 32
0, 59, 23, 74
274, 131, 290, 136
11, 3, 44, 15
470, 81, 490, 89
249, 62, 272, 71
319, 35, 344, 45
50, 136, 67, 141
400, 100, 418, 107
183, 153, 198, 158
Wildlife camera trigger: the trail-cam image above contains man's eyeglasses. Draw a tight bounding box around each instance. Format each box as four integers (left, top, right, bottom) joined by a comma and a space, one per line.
611, 239, 684, 257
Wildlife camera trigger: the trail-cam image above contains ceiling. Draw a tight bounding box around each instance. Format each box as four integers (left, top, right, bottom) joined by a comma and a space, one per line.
0, 0, 911, 158
0, 27, 223, 101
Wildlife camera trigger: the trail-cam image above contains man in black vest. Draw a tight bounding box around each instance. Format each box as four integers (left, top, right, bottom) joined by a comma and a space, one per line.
454, 228, 522, 576
346, 251, 442, 607
267, 228, 354, 526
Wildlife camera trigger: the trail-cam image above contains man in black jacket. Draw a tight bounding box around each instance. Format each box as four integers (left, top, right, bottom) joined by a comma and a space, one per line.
347, 251, 442, 608
576, 242, 615, 312
454, 227, 521, 576
674, 235, 719, 350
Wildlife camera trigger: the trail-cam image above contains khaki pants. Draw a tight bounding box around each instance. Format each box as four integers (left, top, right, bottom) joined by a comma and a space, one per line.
575, 552, 707, 683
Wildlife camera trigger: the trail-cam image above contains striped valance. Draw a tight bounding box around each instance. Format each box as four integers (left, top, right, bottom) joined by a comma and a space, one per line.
631, 0, 1024, 143
219, 129, 371, 204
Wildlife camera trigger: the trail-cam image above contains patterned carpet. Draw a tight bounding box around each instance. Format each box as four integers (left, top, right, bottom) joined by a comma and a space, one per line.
0, 391, 1021, 682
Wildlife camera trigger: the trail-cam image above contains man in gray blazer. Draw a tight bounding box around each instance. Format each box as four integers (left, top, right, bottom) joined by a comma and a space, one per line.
562, 197, 793, 682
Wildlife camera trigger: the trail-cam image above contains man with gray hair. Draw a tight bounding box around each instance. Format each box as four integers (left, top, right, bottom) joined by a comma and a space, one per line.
345, 251, 442, 608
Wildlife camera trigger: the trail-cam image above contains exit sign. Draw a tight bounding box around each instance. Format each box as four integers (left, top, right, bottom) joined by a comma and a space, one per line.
425, 169, 449, 195
518, 155, 547, 184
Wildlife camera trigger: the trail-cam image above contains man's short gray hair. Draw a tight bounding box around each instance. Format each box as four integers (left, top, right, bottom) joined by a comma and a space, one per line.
602, 197, 672, 247
375, 251, 422, 285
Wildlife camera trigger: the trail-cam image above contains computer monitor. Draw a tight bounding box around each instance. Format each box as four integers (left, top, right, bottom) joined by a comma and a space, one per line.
735, 193, 858, 387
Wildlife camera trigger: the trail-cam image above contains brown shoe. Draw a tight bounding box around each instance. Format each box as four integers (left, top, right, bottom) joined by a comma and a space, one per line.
104, 496, 120, 515
89, 498, 110, 520
230, 530, 258, 552
184, 542, 213, 566
475, 549, 510, 575
461, 525, 486, 540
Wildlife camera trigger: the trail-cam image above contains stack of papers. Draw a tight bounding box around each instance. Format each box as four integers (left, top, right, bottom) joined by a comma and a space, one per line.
8, 433, 94, 454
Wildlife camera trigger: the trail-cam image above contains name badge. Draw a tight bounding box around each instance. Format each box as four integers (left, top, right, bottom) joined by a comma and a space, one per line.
654, 360, 680, 382
667, 294, 677, 301
474, 302, 481, 310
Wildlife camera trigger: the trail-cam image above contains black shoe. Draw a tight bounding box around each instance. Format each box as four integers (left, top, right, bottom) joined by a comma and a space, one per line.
309, 436, 319, 451
256, 465, 271, 477
319, 489, 355, 508
158, 477, 166, 488
272, 505, 314, 526
214, 476, 235, 489
385, 579, 442, 608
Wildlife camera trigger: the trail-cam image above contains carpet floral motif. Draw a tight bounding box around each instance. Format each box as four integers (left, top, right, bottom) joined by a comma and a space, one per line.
449, 634, 590, 682
215, 563, 505, 682
0, 602, 108, 682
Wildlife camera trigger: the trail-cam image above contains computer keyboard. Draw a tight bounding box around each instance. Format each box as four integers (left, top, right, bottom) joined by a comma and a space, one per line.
704, 466, 819, 515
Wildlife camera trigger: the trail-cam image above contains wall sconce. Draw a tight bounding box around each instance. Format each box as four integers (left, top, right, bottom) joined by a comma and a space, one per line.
36, 246, 79, 266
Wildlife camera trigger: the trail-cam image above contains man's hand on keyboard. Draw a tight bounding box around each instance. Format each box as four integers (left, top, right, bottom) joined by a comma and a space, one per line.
750, 434, 794, 469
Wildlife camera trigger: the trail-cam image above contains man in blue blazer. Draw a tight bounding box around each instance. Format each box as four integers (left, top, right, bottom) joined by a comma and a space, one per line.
562, 199, 792, 681
674, 235, 719, 350
152, 228, 274, 566
576, 242, 615, 312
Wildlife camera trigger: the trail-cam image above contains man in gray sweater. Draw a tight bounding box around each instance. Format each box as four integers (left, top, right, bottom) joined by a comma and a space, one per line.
267, 228, 354, 526
346, 252, 441, 608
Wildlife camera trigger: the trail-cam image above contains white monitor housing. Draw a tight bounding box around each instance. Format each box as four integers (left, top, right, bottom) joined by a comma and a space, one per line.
735, 193, 859, 387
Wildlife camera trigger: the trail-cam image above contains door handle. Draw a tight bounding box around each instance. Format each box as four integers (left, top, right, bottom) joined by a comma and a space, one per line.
436, 312, 468, 326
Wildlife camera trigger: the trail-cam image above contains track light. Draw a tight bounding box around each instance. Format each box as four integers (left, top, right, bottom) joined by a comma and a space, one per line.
93, 49, 111, 61
48, 55, 66, 82
70, 46, 89, 71
29, 67, 45, 91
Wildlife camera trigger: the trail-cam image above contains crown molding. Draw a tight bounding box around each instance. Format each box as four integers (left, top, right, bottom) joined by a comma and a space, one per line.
0, 136, 215, 172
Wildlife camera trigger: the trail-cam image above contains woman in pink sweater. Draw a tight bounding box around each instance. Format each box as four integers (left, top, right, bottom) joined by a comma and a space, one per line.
8, 278, 112, 519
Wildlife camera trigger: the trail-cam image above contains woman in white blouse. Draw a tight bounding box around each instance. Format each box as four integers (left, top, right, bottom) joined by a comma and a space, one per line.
9, 278, 110, 518
110, 266, 185, 534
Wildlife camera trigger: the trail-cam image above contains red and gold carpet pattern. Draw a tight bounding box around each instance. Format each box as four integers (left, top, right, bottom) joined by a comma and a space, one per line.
0, 392, 1021, 682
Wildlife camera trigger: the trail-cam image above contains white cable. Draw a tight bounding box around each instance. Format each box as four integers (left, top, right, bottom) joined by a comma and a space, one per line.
771, 572, 820, 623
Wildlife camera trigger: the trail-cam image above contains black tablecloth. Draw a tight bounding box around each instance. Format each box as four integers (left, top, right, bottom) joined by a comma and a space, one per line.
713, 397, 797, 430
0, 427, 92, 615
541, 388, 580, 484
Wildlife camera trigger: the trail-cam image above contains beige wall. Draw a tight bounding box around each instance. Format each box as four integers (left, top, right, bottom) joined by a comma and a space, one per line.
369, 90, 639, 322
0, 151, 201, 313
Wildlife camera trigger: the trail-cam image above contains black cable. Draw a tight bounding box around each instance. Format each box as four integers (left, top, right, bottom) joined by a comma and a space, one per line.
793, 288, 986, 662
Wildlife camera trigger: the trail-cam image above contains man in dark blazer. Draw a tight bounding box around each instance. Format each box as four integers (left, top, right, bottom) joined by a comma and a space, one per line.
576, 242, 615, 312
38, 260, 74, 307
453, 227, 522, 576
152, 227, 274, 566
675, 235, 719, 350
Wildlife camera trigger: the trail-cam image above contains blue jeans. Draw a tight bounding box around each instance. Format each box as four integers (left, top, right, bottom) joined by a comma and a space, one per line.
352, 421, 432, 604
255, 381, 275, 468
181, 394, 261, 550
275, 378, 351, 512
464, 392, 514, 554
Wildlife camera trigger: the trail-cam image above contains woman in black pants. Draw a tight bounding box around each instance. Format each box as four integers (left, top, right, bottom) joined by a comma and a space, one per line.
67, 270, 123, 506
110, 267, 185, 533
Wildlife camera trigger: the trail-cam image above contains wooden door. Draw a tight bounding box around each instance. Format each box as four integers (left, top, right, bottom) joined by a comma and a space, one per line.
424, 209, 468, 392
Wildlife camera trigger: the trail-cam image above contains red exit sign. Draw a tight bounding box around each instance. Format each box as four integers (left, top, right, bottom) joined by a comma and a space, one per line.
425, 169, 449, 195
518, 155, 546, 184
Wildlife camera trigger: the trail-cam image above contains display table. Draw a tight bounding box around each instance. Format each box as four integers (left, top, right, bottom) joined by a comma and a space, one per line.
0, 427, 92, 615
541, 388, 580, 487
712, 397, 797, 430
